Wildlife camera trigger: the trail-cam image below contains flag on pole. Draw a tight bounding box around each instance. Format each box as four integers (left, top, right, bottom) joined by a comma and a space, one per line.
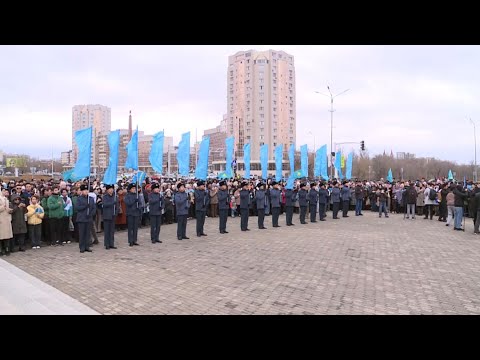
225, 136, 234, 178
294, 169, 304, 178
319, 145, 329, 180
285, 174, 295, 190
341, 154, 345, 168
177, 132, 190, 176
289, 143, 295, 176
195, 136, 210, 180
260, 144, 269, 180
73, 126, 93, 179
132, 171, 147, 185
243, 142, 251, 179
103, 130, 120, 185
387, 168, 393, 183
448, 169, 453, 180
300, 145, 308, 178
335, 151, 344, 180
149, 131, 164, 174
125, 127, 138, 170
345, 152, 353, 180
275, 144, 283, 182
217, 171, 228, 179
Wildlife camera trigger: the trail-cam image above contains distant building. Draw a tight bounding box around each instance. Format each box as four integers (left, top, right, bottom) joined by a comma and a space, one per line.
396, 152, 416, 160
61, 151, 72, 165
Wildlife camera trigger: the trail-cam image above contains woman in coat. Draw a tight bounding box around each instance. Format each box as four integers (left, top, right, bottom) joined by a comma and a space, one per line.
0, 188, 14, 256
10, 195, 28, 252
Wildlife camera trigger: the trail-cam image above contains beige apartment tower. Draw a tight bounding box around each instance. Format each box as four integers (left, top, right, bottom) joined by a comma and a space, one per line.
227, 49, 296, 172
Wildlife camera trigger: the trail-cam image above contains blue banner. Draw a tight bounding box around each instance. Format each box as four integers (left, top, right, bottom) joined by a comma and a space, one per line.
73, 126, 93, 179
294, 169, 304, 178
285, 174, 295, 190
62, 169, 75, 181
387, 168, 393, 183
335, 151, 344, 180
289, 143, 295, 176
195, 136, 210, 180
103, 130, 120, 185
300, 145, 308, 178
319, 145, 328, 180
260, 144, 268, 180
125, 128, 138, 170
149, 131, 164, 174
132, 171, 147, 185
345, 152, 353, 180
275, 144, 283, 182
225, 136, 234, 178
217, 171, 228, 179
243, 142, 251, 179
448, 169, 453, 180
314, 148, 321, 177
177, 132, 190, 176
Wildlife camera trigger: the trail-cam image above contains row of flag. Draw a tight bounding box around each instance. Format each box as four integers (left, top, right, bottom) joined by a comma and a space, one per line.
64, 127, 355, 185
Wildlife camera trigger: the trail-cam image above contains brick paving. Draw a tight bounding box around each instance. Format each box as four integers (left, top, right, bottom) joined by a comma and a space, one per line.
4, 211, 480, 314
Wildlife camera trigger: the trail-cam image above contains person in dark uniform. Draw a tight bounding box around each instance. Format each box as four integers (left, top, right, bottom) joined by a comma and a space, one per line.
270, 181, 281, 227
285, 184, 296, 226
102, 184, 119, 250
318, 182, 328, 221
217, 180, 229, 234
341, 181, 351, 217
298, 183, 308, 224
194, 180, 209, 237
255, 182, 267, 229
148, 183, 164, 244
125, 183, 141, 246
239, 181, 250, 231
174, 183, 190, 240
308, 182, 319, 223
331, 182, 341, 219
76, 184, 96, 253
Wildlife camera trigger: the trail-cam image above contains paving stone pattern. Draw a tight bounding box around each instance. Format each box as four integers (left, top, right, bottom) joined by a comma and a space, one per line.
5, 211, 480, 314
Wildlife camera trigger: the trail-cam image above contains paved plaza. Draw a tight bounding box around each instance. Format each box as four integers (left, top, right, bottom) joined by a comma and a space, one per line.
3, 210, 480, 315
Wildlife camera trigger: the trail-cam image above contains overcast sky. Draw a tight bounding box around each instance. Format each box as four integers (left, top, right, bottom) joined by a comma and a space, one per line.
0, 45, 478, 164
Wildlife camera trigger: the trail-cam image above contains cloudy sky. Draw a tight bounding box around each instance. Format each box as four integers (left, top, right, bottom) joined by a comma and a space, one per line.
0, 45, 478, 163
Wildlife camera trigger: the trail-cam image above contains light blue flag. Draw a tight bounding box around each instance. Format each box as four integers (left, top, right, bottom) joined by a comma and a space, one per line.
275, 144, 283, 182
285, 174, 295, 190
149, 131, 164, 174
62, 168, 75, 181
73, 126, 93, 179
294, 169, 304, 178
448, 169, 453, 180
243, 142, 251, 179
103, 130, 120, 185
300, 145, 308, 179
132, 171, 147, 185
314, 148, 321, 177
289, 143, 295, 176
335, 151, 344, 180
217, 171, 228, 179
125, 128, 138, 170
195, 136, 210, 180
319, 145, 329, 180
225, 136, 234, 178
177, 132, 190, 176
387, 168, 393, 183
345, 152, 353, 180
260, 144, 269, 180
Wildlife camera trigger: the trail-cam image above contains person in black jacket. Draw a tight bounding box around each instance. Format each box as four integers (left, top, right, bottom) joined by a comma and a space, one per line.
318, 183, 328, 221
174, 183, 190, 240
148, 183, 164, 243
255, 183, 267, 229
102, 184, 119, 249
341, 182, 351, 218
298, 183, 308, 224
438, 184, 448, 222
453, 184, 468, 231
405, 182, 418, 220
270, 181, 281, 227
76, 184, 96, 253
194, 180, 209, 237
125, 183, 141, 246
354, 182, 364, 216
217, 181, 230, 234
285, 186, 296, 226
239, 181, 250, 231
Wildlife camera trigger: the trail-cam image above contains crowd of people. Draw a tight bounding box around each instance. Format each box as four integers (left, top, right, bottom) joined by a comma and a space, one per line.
0, 175, 477, 256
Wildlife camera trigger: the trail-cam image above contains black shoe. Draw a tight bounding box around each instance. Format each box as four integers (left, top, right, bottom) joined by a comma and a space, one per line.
446, 224, 449, 227
197, 235, 202, 237
291, 223, 295, 226
178, 238, 183, 240
201, 233, 207, 236
156, 240, 162, 243
246, 229, 250, 231
311, 221, 317, 223
93, 240, 99, 245
343, 216, 349, 218
224, 231, 229, 234
6, 251, 10, 256
129, 243, 134, 246
110, 246, 117, 249
133, 243, 140, 246
105, 247, 110, 250
220, 231, 224, 234
152, 241, 157, 243
359, 213, 363, 216
80, 250, 85, 253
183, 237, 190, 239
19, 248, 25, 252
85, 249, 93, 252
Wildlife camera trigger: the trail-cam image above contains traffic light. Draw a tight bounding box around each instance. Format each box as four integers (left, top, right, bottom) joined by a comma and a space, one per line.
360, 141, 365, 151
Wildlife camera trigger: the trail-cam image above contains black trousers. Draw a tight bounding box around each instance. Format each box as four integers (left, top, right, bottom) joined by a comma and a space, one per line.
285, 206, 294, 225
177, 214, 187, 239
272, 207, 280, 226
60, 217, 70, 242
424, 204, 434, 219
41, 217, 50, 243
300, 206, 307, 224
49, 217, 61, 244
219, 208, 228, 232
150, 215, 162, 242
11, 233, 25, 250
439, 202, 447, 220
309, 204, 317, 222
333, 202, 340, 218
196, 210, 206, 236
257, 208, 265, 228
127, 215, 139, 244
319, 203, 326, 220
78, 222, 90, 252
29, 224, 42, 247
103, 219, 115, 248
240, 208, 249, 230
342, 201, 350, 217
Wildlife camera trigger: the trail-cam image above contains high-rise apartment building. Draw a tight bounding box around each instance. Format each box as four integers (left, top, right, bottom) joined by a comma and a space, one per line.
72, 104, 111, 169
227, 50, 296, 172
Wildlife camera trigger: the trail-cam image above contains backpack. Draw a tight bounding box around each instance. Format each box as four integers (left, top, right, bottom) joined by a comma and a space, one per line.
429, 188, 437, 201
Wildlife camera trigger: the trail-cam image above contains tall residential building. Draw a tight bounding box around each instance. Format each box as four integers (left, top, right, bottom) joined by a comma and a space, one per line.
72, 104, 111, 169
60, 151, 72, 165
204, 123, 227, 167
227, 49, 296, 172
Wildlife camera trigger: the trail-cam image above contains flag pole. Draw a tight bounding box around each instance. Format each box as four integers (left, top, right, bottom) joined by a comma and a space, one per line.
136, 126, 139, 209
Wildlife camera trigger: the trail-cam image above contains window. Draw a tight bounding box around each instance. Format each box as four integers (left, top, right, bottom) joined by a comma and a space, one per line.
273, 114, 277, 119
273, 72, 277, 78
260, 135, 264, 140
273, 128, 277, 133
260, 121, 264, 126
259, 92, 264, 97
273, 107, 277, 112
260, 114, 264, 118
274, 100, 277, 105
273, 79, 276, 84
290, 103, 293, 108
260, 142, 264, 146
260, 99, 263, 104
290, 110, 293, 114
259, 106, 264, 111
246, 52, 251, 57
260, 85, 263, 90
247, 122, 250, 126
273, 86, 277, 91
289, 130, 294, 134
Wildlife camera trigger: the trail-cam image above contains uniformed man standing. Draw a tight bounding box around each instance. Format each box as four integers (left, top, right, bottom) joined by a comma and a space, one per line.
217, 180, 229, 234
255, 182, 267, 229
76, 184, 96, 253
125, 183, 141, 246
331, 182, 341, 219
174, 183, 190, 240
298, 183, 308, 224
341, 181, 351, 217
308, 182, 319, 223
102, 184, 119, 249
270, 181, 281, 227
239, 181, 250, 231
148, 183, 164, 243
318, 182, 328, 221
194, 180, 209, 237
285, 185, 296, 226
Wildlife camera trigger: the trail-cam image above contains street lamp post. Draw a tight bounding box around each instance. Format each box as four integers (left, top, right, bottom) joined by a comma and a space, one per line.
470, 118, 477, 182
315, 86, 350, 179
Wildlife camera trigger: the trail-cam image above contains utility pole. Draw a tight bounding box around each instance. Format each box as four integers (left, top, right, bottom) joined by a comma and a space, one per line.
470, 118, 477, 182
